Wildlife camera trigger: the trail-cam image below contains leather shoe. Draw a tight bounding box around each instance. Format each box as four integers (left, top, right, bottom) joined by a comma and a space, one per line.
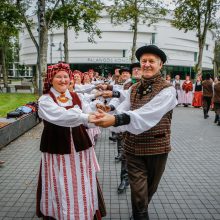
204, 114, 209, 119
115, 153, 122, 161
117, 179, 129, 193
109, 136, 117, 142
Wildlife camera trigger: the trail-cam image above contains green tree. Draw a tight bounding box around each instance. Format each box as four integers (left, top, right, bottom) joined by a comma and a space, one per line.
49, 0, 103, 62
108, 0, 167, 62
172, 0, 219, 75
0, 1, 21, 89
17, 0, 103, 94
17, 0, 61, 95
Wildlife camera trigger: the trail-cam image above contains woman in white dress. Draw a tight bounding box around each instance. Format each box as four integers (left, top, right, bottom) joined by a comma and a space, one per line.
36, 62, 103, 220
182, 75, 193, 107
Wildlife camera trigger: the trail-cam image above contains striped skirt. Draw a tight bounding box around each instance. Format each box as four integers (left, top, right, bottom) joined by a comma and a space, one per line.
86, 128, 101, 146
182, 91, 193, 105
38, 140, 100, 220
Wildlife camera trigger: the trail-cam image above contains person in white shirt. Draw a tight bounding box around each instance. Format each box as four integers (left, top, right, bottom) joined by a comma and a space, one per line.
91, 45, 177, 220
37, 62, 105, 220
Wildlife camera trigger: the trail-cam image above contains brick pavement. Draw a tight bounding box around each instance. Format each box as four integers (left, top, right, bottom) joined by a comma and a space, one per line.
0, 107, 220, 219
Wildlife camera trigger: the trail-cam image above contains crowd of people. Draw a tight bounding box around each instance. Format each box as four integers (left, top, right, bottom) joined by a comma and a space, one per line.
168, 73, 220, 125
36, 44, 220, 220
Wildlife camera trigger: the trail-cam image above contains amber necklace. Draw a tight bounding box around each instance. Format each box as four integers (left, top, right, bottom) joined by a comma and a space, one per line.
57, 93, 69, 103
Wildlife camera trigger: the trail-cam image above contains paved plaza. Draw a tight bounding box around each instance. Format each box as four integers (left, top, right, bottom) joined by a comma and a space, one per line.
0, 107, 220, 220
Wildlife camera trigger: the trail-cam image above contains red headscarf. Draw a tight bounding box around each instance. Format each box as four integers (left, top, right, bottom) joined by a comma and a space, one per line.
72, 70, 83, 83
82, 72, 91, 84
43, 62, 72, 94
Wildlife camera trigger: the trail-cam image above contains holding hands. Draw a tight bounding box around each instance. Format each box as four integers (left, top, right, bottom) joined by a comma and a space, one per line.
89, 109, 116, 128
94, 90, 103, 98
96, 103, 111, 112
102, 91, 113, 98
96, 84, 108, 90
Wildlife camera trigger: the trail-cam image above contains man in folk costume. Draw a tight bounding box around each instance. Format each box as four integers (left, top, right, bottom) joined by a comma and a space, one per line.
109, 66, 121, 85
96, 67, 132, 160
213, 76, 220, 125
37, 62, 105, 220
130, 62, 142, 83
91, 45, 177, 220
101, 66, 122, 142
116, 63, 142, 193
182, 75, 193, 107
98, 63, 142, 194
202, 73, 213, 119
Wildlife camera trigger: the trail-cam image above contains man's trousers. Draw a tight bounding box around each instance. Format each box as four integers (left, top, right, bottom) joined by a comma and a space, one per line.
126, 153, 168, 220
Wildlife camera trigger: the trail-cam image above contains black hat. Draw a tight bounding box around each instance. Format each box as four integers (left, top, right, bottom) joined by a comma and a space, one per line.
130, 62, 140, 73
205, 73, 211, 80
114, 65, 121, 70
130, 62, 140, 69
135, 45, 167, 63
119, 67, 131, 74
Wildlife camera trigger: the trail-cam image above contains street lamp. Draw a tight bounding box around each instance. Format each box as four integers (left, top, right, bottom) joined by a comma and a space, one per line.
57, 42, 63, 61
50, 33, 55, 64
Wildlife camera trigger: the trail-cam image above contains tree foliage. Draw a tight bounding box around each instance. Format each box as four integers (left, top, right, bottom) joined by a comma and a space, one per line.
108, 0, 167, 62
172, 0, 220, 74
16, 0, 103, 94
0, 0, 22, 87
108, 0, 167, 27
172, 0, 218, 32
49, 0, 103, 43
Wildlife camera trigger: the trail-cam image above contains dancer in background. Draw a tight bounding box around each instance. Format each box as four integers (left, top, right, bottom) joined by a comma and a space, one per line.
182, 75, 193, 107
192, 75, 203, 108
202, 73, 213, 119
173, 74, 183, 105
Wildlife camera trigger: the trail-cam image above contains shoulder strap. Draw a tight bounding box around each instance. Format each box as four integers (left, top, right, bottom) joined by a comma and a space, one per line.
69, 91, 82, 109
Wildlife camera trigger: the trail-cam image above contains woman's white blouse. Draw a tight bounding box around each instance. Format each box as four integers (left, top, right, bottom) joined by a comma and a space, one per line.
38, 87, 89, 127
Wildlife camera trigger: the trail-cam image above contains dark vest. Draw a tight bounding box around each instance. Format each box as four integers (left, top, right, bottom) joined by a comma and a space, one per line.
123, 81, 133, 90
40, 91, 92, 154
195, 82, 202, 92
213, 82, 220, 103
124, 74, 173, 156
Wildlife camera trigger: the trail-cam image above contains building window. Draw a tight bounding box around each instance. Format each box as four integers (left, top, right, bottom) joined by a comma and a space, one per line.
194, 52, 198, 62
206, 44, 209, 50
123, 50, 126, 57
152, 33, 156, 44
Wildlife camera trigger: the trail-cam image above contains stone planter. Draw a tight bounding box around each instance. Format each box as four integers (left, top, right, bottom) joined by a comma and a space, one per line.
0, 112, 40, 149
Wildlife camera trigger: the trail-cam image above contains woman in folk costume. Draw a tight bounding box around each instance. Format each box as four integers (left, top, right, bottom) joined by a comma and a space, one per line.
182, 75, 193, 107
74, 70, 96, 94
83, 72, 102, 143
83, 72, 91, 84
165, 74, 172, 84
192, 75, 203, 108
36, 62, 105, 220
172, 74, 183, 105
